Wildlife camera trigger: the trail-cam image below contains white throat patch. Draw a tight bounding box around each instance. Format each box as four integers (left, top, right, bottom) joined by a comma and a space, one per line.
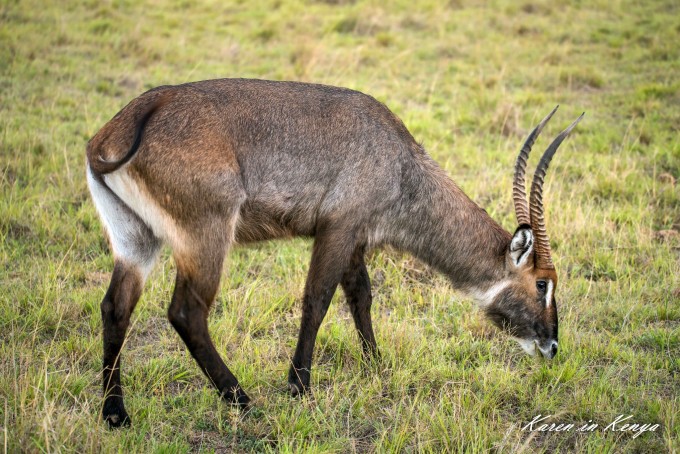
470, 280, 511, 308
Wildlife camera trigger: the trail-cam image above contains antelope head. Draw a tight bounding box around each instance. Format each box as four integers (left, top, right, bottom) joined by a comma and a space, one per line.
485, 107, 583, 359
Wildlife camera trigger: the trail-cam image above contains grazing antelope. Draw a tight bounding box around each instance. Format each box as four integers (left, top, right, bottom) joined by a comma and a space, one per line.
86, 78, 582, 427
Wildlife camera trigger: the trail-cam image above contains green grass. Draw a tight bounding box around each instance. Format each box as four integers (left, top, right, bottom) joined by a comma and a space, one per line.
1, 0, 679, 452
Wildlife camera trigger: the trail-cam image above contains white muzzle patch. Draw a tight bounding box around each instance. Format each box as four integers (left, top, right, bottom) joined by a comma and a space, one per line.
515, 338, 538, 356
516, 338, 558, 359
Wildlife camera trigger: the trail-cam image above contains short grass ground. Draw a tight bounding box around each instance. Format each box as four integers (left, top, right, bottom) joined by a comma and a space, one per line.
1, 0, 679, 452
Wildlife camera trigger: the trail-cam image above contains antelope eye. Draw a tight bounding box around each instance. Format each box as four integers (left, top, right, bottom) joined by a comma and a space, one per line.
536, 280, 547, 293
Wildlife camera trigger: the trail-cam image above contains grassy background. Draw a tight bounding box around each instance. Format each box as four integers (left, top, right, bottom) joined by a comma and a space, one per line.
1, 0, 679, 452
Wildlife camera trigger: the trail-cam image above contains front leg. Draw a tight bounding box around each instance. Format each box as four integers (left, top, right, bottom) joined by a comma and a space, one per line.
341, 247, 379, 360
288, 227, 356, 396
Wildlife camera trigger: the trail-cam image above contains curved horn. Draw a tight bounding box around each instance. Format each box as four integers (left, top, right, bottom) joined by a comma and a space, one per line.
530, 113, 585, 269
513, 106, 559, 226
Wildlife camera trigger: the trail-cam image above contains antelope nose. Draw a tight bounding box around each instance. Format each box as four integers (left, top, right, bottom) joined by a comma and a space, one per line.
539, 340, 558, 359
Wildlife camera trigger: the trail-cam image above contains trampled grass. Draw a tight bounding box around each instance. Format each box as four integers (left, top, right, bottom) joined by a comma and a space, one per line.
1, 0, 679, 452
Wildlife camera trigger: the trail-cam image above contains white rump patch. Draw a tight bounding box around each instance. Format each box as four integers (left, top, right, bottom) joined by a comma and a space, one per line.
87, 165, 160, 278
103, 169, 187, 257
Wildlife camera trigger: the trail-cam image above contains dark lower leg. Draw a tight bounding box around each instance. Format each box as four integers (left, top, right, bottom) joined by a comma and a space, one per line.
168, 273, 250, 407
341, 251, 379, 359
287, 285, 337, 395
288, 230, 353, 395
101, 261, 144, 428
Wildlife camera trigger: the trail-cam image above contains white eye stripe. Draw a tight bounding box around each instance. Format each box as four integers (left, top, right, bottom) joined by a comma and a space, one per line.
545, 279, 554, 307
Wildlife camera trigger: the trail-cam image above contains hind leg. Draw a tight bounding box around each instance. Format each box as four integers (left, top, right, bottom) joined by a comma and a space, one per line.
341, 247, 379, 359
101, 259, 156, 427
167, 223, 250, 408
88, 168, 161, 427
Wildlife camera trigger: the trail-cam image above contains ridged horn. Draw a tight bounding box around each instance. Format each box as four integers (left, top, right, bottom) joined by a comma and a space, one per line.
513, 106, 559, 226
529, 112, 585, 269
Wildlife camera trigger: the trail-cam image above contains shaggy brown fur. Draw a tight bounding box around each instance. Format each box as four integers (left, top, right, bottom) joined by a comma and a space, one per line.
87, 79, 575, 427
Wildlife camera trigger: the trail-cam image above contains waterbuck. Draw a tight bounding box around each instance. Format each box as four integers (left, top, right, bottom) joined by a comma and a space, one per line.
86, 79, 582, 427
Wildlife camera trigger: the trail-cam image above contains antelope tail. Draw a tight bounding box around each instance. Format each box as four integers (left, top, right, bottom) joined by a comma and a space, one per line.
86, 91, 172, 175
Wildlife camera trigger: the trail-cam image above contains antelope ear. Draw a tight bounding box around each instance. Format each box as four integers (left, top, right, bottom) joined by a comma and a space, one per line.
508, 226, 534, 268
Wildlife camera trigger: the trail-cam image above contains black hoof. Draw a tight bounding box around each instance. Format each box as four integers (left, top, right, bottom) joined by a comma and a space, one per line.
223, 387, 251, 410
363, 348, 382, 366
103, 401, 131, 428
287, 381, 306, 397
287, 367, 310, 397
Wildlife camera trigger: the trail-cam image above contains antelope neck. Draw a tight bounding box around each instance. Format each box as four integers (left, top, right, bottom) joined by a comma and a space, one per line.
385, 153, 512, 293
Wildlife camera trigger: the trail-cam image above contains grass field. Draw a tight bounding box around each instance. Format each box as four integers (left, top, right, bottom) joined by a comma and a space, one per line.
1, 0, 679, 452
